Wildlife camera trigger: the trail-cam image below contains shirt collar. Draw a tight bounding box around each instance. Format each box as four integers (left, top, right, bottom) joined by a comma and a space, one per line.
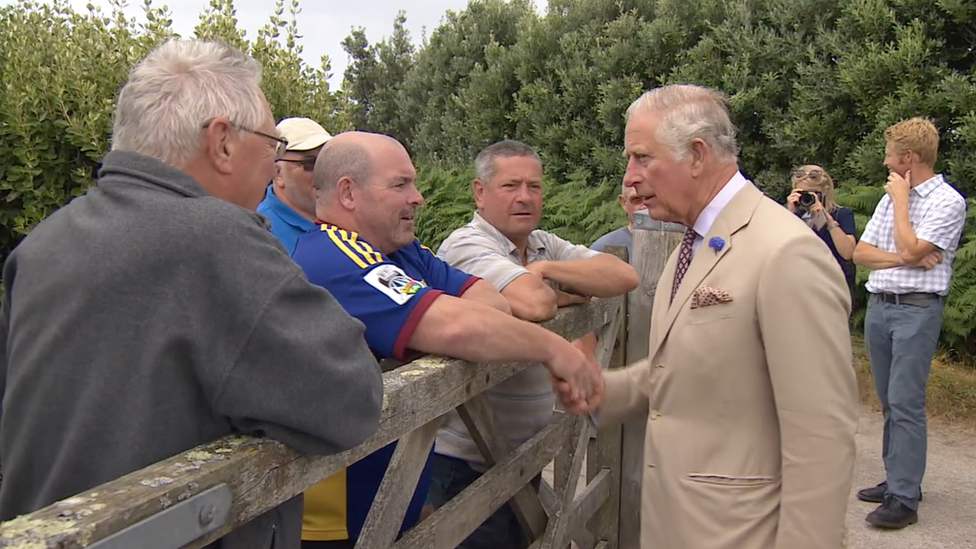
262, 184, 316, 232
691, 170, 749, 238
470, 211, 546, 257
912, 173, 945, 198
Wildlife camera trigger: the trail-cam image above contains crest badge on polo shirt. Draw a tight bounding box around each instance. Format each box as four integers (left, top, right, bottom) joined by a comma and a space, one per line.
365, 264, 426, 304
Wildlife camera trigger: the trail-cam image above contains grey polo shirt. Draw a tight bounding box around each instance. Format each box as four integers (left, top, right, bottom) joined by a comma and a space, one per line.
433, 211, 599, 466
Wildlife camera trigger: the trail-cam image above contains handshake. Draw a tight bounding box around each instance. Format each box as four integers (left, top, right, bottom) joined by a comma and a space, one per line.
542, 334, 605, 415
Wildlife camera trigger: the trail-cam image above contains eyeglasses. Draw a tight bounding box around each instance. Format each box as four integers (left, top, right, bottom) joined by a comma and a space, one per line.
277, 156, 316, 172
626, 196, 644, 206
792, 169, 823, 182
201, 118, 289, 159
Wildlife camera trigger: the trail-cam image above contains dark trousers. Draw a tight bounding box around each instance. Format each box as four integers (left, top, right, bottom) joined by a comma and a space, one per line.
428, 453, 541, 549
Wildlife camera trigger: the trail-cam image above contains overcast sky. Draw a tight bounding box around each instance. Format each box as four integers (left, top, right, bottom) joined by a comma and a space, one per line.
0, 0, 544, 87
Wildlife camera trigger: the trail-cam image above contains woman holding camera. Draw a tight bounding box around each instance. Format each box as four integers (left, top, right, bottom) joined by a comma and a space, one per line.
786, 165, 857, 290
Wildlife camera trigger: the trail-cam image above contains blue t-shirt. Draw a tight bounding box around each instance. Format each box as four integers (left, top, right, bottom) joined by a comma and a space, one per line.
256, 184, 316, 255
291, 224, 478, 541
590, 226, 633, 256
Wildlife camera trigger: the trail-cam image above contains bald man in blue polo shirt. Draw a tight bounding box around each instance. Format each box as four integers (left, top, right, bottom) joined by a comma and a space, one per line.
258, 117, 332, 253
287, 131, 603, 549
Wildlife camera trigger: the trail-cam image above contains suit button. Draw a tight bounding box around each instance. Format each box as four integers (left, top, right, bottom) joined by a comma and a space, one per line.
650, 410, 661, 420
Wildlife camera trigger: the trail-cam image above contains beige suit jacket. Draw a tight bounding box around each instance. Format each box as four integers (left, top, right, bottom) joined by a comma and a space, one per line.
602, 182, 859, 549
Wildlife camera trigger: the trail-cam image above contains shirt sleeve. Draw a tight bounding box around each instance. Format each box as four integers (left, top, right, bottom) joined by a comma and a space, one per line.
436, 230, 529, 291
914, 195, 967, 251
416, 241, 480, 296
858, 196, 889, 246
295, 234, 442, 360
834, 207, 857, 238
543, 232, 602, 261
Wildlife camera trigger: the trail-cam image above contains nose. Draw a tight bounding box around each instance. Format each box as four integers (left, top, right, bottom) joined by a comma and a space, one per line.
623, 157, 641, 188
409, 185, 425, 206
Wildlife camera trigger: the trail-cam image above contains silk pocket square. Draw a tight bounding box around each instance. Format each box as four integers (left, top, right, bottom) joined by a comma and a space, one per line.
690, 285, 733, 309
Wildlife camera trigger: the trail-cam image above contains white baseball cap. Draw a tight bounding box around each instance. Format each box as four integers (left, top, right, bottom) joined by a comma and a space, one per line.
276, 117, 332, 152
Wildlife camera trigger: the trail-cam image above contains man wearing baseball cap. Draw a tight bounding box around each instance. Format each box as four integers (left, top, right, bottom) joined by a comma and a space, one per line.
258, 116, 332, 254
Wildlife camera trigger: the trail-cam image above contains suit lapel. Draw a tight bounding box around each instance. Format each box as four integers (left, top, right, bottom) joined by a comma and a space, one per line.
657, 183, 764, 341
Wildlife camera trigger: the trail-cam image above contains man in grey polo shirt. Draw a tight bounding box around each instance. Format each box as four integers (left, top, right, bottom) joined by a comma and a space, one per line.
431, 139, 638, 549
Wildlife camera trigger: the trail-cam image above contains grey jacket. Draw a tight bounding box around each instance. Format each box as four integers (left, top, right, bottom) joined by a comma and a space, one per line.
0, 151, 384, 548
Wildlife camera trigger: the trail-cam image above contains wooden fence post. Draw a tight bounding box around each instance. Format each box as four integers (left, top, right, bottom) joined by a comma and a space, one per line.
589, 245, 627, 549
619, 211, 684, 548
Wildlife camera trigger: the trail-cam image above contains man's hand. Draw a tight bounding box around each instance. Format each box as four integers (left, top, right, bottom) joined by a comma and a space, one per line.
554, 366, 605, 415
525, 260, 550, 280
529, 260, 590, 307
555, 288, 590, 307
913, 249, 942, 270
543, 340, 602, 413
884, 170, 911, 204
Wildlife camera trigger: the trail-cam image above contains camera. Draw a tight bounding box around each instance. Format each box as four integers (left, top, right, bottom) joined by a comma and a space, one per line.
797, 190, 823, 209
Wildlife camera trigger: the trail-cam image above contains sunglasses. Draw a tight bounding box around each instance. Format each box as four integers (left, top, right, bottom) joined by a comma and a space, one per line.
792, 169, 823, 182
277, 156, 316, 172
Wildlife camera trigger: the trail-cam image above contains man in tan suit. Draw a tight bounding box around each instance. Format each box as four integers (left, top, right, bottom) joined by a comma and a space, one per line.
564, 84, 859, 548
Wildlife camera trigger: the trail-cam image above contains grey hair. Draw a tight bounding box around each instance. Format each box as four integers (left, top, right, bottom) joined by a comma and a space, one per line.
111, 38, 267, 168
313, 140, 373, 193
474, 140, 541, 182
625, 84, 739, 162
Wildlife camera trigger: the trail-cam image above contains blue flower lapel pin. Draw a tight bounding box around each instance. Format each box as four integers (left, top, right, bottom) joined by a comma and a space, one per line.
708, 236, 725, 252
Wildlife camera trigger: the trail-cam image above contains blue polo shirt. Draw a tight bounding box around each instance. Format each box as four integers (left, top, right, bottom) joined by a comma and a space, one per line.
256, 184, 316, 255
290, 223, 479, 542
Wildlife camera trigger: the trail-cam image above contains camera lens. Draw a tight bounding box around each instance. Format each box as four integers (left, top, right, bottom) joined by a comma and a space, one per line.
798, 192, 815, 207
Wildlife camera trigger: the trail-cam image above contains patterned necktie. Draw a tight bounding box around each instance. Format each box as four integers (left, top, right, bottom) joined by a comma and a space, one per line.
671, 229, 697, 303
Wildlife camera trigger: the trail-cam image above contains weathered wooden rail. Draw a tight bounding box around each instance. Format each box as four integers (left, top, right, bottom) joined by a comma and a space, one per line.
0, 262, 631, 549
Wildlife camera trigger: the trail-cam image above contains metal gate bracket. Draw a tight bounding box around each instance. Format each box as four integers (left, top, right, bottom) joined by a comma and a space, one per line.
88, 483, 231, 549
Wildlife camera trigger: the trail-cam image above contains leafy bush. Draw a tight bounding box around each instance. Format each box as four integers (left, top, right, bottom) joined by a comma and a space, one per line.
0, 0, 341, 264
4, 0, 976, 353
345, 0, 976, 352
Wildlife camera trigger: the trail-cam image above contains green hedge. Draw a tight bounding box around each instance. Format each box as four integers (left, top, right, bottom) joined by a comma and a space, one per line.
4, 0, 976, 353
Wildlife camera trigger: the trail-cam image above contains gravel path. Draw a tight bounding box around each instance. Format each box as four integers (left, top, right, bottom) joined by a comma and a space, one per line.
848, 406, 976, 548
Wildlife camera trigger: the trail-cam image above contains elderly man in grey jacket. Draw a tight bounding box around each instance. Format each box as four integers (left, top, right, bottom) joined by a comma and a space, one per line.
0, 39, 383, 549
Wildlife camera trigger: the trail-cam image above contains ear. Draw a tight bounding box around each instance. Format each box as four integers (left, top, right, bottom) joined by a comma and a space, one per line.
472, 178, 486, 209
908, 150, 923, 167
336, 176, 357, 210
272, 163, 285, 189
203, 117, 236, 176
688, 138, 707, 177
617, 194, 627, 209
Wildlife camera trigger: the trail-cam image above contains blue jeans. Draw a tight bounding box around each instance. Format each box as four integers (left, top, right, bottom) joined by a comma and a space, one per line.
428, 453, 540, 549
864, 293, 945, 510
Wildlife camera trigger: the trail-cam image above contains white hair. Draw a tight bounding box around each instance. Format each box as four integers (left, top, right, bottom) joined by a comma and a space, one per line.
111, 39, 267, 167
625, 84, 739, 162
